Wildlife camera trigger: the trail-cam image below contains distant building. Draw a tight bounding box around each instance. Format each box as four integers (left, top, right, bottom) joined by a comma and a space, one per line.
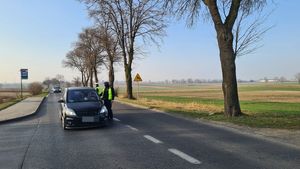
258, 79, 279, 83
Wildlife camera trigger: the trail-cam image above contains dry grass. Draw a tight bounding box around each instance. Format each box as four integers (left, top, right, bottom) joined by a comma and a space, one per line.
136, 85, 300, 103
239, 91, 300, 103
117, 83, 300, 129
119, 97, 223, 114
0, 91, 30, 104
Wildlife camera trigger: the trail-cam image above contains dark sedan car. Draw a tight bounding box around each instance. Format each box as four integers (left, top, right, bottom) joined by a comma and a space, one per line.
58, 87, 108, 130
52, 86, 62, 93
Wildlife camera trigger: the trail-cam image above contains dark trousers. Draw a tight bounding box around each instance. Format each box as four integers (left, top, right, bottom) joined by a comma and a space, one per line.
104, 100, 113, 119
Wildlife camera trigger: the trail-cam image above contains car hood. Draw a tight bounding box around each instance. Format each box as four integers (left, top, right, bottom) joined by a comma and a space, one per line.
67, 102, 102, 112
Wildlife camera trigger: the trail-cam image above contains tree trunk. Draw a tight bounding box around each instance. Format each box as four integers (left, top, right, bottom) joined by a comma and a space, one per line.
125, 40, 134, 99
81, 71, 85, 87
217, 29, 242, 117
94, 66, 98, 84
83, 71, 89, 87
124, 64, 133, 99
108, 60, 115, 88
89, 68, 93, 87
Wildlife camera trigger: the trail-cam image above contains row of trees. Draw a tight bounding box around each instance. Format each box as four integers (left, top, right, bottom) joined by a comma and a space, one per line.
63, 26, 120, 88
166, 75, 300, 84
40, 75, 300, 88
63, 0, 166, 96
63, 0, 270, 117
42, 74, 66, 89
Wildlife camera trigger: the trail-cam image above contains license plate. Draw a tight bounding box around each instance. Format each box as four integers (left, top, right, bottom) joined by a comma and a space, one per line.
82, 116, 94, 122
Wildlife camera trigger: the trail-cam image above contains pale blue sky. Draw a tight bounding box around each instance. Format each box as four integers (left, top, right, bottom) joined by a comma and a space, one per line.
0, 0, 299, 83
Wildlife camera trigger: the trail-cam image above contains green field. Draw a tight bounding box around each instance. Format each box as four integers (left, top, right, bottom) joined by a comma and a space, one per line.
117, 83, 300, 129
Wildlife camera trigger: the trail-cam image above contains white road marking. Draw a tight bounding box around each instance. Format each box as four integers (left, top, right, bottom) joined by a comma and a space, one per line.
113, 118, 121, 122
168, 148, 201, 165
126, 125, 139, 131
144, 135, 163, 144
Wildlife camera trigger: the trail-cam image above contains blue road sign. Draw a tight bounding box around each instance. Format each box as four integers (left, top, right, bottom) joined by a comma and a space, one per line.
20, 69, 28, 80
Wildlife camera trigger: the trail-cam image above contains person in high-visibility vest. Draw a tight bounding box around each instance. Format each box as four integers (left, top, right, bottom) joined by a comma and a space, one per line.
95, 83, 102, 97
100, 82, 115, 120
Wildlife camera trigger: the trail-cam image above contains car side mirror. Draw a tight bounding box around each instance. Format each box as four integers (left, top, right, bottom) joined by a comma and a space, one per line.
58, 99, 64, 103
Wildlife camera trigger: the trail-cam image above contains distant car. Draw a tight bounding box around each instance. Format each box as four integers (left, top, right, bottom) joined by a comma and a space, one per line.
58, 87, 108, 130
52, 86, 62, 93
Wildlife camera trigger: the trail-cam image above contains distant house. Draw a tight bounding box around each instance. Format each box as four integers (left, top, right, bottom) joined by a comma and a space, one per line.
259, 79, 279, 83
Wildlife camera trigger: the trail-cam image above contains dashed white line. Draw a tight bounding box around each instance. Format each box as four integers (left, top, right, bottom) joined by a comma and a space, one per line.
168, 148, 201, 165
113, 118, 121, 122
144, 135, 163, 144
126, 125, 139, 131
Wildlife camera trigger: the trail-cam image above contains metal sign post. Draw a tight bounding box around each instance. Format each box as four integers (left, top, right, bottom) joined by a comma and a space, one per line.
134, 73, 142, 99
20, 69, 28, 98
137, 81, 140, 99
21, 78, 23, 99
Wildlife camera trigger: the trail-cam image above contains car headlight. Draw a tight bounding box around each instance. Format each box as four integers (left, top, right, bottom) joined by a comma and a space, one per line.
99, 106, 108, 115
65, 108, 76, 116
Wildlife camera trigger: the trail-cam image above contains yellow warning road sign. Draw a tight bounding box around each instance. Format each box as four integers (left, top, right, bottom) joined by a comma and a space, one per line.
134, 73, 142, 82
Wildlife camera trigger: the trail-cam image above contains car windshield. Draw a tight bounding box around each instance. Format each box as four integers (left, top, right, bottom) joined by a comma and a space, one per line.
67, 89, 99, 103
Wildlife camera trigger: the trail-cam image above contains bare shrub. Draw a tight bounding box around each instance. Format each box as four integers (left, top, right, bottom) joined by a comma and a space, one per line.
28, 82, 43, 95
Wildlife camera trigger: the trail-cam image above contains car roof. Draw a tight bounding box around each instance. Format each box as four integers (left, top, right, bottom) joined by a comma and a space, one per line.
67, 87, 95, 91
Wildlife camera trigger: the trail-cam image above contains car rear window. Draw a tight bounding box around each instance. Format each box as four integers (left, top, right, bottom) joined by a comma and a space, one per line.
67, 89, 99, 103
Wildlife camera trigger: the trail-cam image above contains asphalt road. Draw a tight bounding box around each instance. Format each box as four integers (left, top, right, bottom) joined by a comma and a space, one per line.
0, 93, 299, 169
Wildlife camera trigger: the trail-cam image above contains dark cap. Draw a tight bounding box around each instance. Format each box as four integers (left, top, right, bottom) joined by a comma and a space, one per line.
104, 82, 109, 87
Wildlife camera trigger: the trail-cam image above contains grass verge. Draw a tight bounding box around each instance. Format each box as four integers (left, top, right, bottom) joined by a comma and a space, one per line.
0, 99, 22, 111
117, 97, 300, 130
0, 92, 47, 111
36, 92, 49, 97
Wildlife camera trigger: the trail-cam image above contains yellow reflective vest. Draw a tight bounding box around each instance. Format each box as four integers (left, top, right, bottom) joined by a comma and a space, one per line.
108, 88, 113, 100
95, 87, 102, 96
102, 88, 114, 100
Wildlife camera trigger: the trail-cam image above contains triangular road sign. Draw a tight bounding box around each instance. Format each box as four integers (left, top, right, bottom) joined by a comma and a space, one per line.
134, 73, 142, 82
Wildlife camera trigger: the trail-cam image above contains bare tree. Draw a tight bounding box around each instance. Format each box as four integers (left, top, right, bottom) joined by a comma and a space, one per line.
102, 30, 121, 88
165, 0, 268, 116
81, 0, 167, 99
76, 28, 105, 87
233, 9, 272, 57
28, 82, 43, 95
295, 73, 300, 84
42, 77, 52, 89
95, 24, 122, 88
72, 77, 82, 87
63, 48, 90, 86
56, 74, 65, 86
279, 76, 286, 83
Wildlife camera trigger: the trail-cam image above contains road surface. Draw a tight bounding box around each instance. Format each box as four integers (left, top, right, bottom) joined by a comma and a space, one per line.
0, 93, 299, 169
